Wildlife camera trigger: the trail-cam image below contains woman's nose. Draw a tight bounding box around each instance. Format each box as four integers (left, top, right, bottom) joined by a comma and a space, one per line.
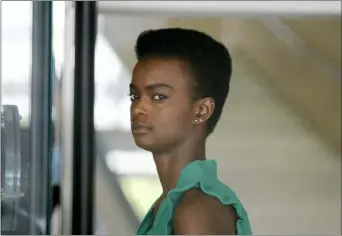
131, 97, 149, 117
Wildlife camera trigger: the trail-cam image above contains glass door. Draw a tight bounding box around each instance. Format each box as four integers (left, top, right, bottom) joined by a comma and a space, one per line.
1, 1, 53, 235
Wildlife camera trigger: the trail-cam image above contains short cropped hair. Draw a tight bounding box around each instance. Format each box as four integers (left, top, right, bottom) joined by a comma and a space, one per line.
135, 28, 232, 135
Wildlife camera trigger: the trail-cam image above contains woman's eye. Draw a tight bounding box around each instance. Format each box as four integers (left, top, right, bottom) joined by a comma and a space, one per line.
128, 93, 138, 101
152, 94, 167, 101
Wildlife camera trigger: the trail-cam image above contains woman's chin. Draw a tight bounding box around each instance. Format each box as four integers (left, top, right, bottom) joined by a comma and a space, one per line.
133, 136, 156, 152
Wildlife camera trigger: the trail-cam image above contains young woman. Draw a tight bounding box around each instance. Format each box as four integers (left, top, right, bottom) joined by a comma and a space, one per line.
129, 28, 252, 235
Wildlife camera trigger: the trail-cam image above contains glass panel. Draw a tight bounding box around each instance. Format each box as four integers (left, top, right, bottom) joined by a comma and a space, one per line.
1, 2, 34, 234
1, 2, 54, 235
50, 0, 64, 201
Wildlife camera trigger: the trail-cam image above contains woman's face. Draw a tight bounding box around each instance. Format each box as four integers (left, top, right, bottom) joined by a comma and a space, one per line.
130, 57, 197, 152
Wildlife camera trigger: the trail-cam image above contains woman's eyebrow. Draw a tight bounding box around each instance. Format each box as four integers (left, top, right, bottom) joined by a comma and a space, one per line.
129, 83, 174, 91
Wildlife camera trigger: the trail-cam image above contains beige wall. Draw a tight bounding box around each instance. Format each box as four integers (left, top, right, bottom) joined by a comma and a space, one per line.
207, 56, 341, 234
219, 18, 341, 151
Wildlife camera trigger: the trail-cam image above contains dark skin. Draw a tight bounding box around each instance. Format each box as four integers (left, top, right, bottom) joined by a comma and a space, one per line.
130, 57, 237, 235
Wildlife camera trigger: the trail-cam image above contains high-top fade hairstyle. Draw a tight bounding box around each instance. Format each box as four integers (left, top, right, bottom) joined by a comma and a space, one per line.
134, 28, 232, 135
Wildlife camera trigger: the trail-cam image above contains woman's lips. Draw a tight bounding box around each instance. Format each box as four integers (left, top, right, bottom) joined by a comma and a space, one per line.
131, 122, 152, 134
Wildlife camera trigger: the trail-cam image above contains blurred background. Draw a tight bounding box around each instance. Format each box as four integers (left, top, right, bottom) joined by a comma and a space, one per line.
1, 1, 341, 235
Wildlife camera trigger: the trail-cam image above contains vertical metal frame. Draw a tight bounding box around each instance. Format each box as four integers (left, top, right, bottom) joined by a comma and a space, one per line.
29, 1, 53, 234
72, 1, 97, 234
0, 0, 2, 183
60, 2, 97, 235
60, 1, 75, 234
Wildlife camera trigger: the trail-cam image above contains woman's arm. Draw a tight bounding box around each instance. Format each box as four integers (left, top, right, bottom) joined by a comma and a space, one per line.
173, 191, 238, 235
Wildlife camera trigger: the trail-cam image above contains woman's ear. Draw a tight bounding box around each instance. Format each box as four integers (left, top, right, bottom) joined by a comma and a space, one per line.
193, 98, 215, 125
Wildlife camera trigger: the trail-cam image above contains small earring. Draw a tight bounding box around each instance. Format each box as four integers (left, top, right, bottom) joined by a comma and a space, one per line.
194, 119, 202, 124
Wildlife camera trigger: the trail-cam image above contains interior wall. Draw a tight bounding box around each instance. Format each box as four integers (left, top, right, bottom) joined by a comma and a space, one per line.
219, 18, 341, 151
207, 53, 341, 234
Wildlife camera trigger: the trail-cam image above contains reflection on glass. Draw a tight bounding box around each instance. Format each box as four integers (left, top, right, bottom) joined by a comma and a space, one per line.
1, 2, 36, 234
2, 2, 32, 127
2, 2, 55, 234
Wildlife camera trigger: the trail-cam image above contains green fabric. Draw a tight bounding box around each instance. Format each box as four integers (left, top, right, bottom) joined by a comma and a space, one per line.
136, 160, 252, 235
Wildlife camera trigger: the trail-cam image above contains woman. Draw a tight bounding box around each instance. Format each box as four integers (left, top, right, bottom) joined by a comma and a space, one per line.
129, 28, 252, 235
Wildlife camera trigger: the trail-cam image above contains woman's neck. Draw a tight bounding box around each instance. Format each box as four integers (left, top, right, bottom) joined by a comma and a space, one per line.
152, 138, 206, 194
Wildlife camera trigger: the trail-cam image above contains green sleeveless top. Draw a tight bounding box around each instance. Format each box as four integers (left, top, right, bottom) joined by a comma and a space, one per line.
136, 160, 252, 235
